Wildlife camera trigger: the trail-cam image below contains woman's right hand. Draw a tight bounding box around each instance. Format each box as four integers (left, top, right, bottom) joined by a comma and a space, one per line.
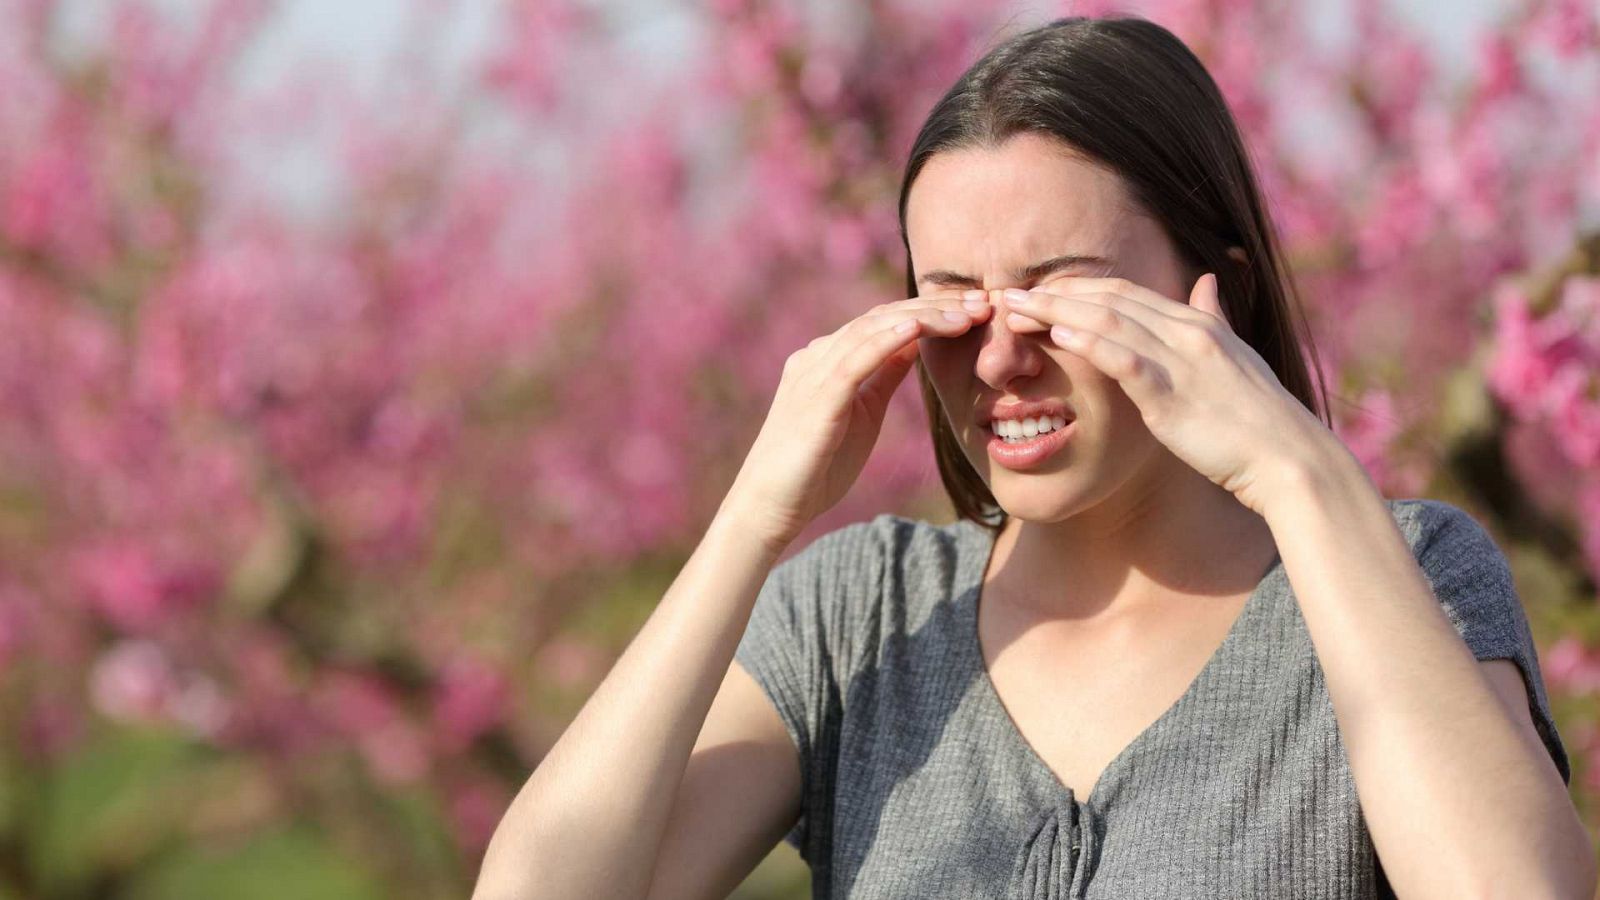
720, 288, 993, 551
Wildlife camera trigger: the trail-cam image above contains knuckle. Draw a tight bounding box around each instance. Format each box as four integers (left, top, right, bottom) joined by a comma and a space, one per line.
1186, 323, 1224, 354
1092, 308, 1120, 331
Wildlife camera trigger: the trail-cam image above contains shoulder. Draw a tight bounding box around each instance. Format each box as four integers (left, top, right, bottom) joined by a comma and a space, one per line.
1383, 496, 1526, 643
1383, 496, 1512, 575
779, 512, 970, 579
1383, 496, 1474, 543
1382, 499, 1572, 783
772, 514, 897, 586
772, 513, 979, 635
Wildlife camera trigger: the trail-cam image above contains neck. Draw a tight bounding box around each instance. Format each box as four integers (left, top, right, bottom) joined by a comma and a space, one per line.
987, 457, 1278, 622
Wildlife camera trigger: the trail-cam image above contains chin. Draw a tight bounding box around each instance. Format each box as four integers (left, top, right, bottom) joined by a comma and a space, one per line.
988, 479, 1090, 524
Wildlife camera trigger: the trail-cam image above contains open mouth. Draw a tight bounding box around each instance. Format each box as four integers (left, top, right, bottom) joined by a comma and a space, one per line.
985, 417, 1076, 470
988, 414, 1073, 443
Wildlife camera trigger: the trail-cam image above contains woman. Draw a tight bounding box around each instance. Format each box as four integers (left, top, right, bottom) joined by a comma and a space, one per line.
473, 16, 1591, 900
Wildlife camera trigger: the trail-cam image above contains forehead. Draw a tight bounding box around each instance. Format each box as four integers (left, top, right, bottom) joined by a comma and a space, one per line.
905, 133, 1145, 270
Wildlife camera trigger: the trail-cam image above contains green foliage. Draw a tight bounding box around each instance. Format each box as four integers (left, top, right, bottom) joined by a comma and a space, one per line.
29, 726, 204, 896
0, 724, 425, 898
122, 826, 384, 900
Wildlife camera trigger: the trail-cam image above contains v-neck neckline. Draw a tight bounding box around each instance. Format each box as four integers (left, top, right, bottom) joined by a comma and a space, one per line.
955, 517, 1283, 813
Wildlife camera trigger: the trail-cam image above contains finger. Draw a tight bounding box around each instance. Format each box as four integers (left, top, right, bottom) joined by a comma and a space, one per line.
831, 315, 937, 411
857, 330, 920, 413
898, 288, 994, 320
1049, 326, 1174, 409
1005, 285, 1192, 348
1001, 289, 1180, 370
1039, 275, 1216, 326
820, 306, 978, 398
840, 289, 991, 348
812, 289, 977, 359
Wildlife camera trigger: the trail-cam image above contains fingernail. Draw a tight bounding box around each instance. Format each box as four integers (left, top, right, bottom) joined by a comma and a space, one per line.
963, 289, 986, 302
1003, 288, 1031, 304
962, 297, 988, 313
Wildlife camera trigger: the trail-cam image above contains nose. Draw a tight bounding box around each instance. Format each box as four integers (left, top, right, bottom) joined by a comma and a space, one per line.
989, 287, 1043, 319
970, 289, 1051, 390
984, 288, 1031, 333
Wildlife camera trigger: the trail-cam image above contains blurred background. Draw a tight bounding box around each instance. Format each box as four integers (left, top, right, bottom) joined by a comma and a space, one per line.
0, 0, 1597, 896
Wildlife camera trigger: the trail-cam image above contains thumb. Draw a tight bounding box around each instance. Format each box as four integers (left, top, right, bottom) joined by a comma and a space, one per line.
1189, 272, 1231, 331
858, 340, 919, 414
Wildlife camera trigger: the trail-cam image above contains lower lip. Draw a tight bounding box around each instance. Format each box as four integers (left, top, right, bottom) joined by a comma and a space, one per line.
986, 420, 1077, 470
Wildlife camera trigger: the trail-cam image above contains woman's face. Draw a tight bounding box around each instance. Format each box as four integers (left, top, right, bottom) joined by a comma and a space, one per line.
906, 132, 1199, 522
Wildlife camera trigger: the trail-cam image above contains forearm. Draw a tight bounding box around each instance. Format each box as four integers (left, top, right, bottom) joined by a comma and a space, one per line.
1261, 446, 1591, 898
473, 505, 788, 900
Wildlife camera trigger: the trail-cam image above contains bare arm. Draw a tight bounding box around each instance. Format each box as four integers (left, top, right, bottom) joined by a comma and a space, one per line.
640, 658, 803, 900
1263, 454, 1595, 899
471, 289, 987, 898
472, 501, 795, 900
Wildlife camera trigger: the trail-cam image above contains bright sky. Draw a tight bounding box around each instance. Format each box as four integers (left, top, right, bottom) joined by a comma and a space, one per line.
253, 0, 1509, 87
50, 0, 1518, 218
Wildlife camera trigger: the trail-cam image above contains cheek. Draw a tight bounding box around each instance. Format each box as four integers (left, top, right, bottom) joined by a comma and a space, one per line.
1097, 382, 1159, 446
916, 340, 978, 420
916, 336, 965, 375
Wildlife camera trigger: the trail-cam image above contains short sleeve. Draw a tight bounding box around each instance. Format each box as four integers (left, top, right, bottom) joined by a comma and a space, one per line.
1409, 499, 1571, 784
732, 516, 888, 857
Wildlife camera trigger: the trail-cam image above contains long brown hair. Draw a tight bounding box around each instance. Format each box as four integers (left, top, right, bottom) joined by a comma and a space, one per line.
898, 15, 1332, 533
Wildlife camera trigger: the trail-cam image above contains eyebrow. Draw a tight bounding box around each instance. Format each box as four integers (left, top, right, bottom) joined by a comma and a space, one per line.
917, 254, 1114, 287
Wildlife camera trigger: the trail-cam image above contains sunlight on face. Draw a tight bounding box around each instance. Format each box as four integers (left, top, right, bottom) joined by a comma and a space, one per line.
905, 132, 1195, 519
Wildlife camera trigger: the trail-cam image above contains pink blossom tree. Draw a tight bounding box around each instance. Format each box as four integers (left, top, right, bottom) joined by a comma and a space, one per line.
0, 0, 1595, 894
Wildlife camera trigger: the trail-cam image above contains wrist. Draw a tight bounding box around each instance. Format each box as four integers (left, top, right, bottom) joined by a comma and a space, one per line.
710, 492, 797, 560
1259, 436, 1375, 526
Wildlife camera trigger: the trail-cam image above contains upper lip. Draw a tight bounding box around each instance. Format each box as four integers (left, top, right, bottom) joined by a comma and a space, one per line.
978, 398, 1076, 427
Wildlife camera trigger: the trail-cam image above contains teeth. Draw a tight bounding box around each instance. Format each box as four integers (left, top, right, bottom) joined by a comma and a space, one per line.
993, 415, 1070, 442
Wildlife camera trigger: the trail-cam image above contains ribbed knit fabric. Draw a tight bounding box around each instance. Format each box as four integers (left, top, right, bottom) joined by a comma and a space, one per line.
733, 497, 1570, 899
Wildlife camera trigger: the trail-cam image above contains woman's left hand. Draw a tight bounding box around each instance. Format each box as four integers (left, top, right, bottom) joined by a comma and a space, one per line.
999, 273, 1346, 518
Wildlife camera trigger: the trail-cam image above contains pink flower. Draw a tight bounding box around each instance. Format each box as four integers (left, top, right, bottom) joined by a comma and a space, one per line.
72, 541, 219, 633
447, 776, 511, 853
89, 640, 177, 722
534, 636, 606, 690
1547, 637, 1592, 690
359, 721, 431, 785
1533, 0, 1599, 58
314, 670, 402, 735
1474, 33, 1524, 103
482, 0, 591, 114
170, 677, 231, 739
1585, 748, 1600, 794
0, 584, 31, 672
1487, 287, 1551, 414
433, 658, 508, 754
1578, 483, 1600, 580
1334, 388, 1413, 492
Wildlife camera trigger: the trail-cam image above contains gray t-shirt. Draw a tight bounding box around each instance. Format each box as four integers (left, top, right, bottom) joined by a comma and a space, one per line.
733, 497, 1570, 899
